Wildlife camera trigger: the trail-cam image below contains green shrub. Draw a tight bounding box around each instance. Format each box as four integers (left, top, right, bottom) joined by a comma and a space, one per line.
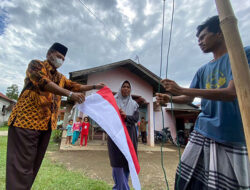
0, 122, 8, 127
0, 125, 8, 131
51, 130, 63, 143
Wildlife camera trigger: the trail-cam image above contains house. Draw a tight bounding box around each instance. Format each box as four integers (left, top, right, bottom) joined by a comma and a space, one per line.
154, 102, 200, 143
0, 92, 16, 126
65, 59, 200, 146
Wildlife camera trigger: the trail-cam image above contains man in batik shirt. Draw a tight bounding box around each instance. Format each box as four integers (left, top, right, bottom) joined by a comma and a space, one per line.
6, 42, 104, 190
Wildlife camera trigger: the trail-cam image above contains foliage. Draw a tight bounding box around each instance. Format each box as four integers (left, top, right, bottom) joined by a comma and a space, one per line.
0, 125, 8, 131
47, 136, 60, 151
0, 137, 111, 190
51, 129, 63, 143
0, 121, 8, 127
6, 84, 19, 100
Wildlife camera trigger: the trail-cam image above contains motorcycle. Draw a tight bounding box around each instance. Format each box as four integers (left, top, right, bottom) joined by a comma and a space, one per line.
154, 128, 174, 144
175, 130, 186, 147
154, 128, 186, 147
154, 130, 166, 144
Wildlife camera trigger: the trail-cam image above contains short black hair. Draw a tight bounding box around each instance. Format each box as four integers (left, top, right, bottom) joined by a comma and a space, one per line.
141, 117, 145, 119
69, 119, 73, 122
196, 15, 221, 37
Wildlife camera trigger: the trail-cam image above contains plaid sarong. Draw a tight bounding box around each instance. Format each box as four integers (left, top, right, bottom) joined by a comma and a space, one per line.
175, 130, 250, 190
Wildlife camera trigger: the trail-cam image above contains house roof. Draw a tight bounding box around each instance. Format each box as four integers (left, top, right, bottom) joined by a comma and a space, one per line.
153, 99, 200, 112
0, 92, 16, 103
69, 59, 165, 93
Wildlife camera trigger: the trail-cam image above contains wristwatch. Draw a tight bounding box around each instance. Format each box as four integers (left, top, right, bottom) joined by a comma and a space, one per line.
68, 91, 73, 99
93, 85, 96, 89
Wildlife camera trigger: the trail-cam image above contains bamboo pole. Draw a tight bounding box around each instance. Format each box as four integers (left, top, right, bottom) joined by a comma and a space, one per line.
215, 0, 250, 159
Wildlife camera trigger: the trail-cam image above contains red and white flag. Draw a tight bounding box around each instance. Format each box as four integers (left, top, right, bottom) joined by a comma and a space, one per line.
77, 86, 141, 190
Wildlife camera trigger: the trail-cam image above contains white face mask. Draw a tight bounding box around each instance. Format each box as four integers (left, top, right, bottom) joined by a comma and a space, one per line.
50, 55, 64, 68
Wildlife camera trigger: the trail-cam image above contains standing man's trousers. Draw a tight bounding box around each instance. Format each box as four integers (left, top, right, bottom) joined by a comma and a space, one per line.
6, 125, 51, 190
141, 131, 147, 143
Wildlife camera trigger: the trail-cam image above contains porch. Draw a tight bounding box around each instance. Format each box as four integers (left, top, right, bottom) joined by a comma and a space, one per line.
60, 130, 176, 152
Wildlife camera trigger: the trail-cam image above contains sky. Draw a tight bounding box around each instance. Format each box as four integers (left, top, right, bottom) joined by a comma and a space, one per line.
0, 0, 250, 98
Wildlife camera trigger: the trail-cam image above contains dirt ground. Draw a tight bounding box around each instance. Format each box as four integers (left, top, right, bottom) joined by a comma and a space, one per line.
47, 143, 184, 190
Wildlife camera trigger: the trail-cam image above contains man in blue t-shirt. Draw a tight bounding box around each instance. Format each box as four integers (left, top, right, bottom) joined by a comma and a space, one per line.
156, 16, 250, 190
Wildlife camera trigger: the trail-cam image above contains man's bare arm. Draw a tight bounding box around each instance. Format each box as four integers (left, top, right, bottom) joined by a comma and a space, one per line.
181, 81, 236, 101
156, 93, 194, 105
162, 79, 236, 101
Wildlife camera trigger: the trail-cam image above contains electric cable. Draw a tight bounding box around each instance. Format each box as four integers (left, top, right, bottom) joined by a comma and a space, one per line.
158, 0, 170, 189
78, 0, 131, 51
165, 0, 175, 78
164, 0, 182, 189
157, 0, 182, 189
78, 0, 146, 64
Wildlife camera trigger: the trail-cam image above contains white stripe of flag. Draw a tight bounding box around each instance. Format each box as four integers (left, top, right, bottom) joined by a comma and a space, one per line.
77, 86, 141, 190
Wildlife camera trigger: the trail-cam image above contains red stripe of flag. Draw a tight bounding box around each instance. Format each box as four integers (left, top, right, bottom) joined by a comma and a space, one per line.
97, 86, 140, 174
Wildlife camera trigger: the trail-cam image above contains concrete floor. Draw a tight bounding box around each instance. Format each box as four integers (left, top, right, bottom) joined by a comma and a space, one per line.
60, 130, 176, 152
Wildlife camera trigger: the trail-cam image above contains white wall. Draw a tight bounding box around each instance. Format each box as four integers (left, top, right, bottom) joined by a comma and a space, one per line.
154, 107, 177, 140
0, 98, 12, 126
86, 67, 155, 146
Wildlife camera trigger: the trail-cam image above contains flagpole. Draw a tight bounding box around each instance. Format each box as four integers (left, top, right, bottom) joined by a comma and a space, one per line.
215, 0, 250, 159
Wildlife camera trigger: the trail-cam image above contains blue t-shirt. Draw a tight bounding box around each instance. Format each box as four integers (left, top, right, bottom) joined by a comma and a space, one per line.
66, 124, 73, 136
190, 46, 250, 145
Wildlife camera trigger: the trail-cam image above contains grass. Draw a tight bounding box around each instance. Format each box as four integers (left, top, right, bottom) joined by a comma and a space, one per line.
0, 125, 8, 131
0, 137, 7, 189
0, 136, 111, 190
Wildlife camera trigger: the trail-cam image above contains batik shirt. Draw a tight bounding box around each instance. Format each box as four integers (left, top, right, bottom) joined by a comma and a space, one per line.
190, 46, 250, 145
8, 60, 82, 130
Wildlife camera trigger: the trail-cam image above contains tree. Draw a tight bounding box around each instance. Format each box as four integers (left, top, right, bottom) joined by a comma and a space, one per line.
6, 84, 19, 100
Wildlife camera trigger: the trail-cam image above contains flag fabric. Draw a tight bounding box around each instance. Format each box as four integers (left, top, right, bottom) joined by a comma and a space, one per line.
77, 86, 141, 190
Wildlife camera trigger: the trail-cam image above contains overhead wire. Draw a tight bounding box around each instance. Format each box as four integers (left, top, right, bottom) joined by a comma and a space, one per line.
163, 0, 183, 189
165, 0, 175, 79
158, 0, 170, 189
159, 0, 166, 79
163, 0, 182, 189
78, 0, 143, 63
158, 0, 181, 189
78, 0, 131, 51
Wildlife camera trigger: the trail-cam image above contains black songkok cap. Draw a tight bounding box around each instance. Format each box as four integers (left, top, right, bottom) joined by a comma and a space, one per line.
49, 42, 68, 56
